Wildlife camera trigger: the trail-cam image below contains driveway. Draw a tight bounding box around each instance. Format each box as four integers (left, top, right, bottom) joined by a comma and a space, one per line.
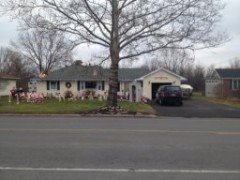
152, 98, 240, 118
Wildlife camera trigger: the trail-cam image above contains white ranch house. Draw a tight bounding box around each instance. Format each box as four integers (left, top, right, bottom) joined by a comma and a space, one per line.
37, 63, 185, 102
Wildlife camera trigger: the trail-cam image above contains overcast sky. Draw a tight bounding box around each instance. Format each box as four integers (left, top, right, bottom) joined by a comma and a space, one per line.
0, 0, 239, 68
194, 0, 240, 67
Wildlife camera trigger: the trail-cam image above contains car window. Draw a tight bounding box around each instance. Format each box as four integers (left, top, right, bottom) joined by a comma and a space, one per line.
165, 86, 181, 91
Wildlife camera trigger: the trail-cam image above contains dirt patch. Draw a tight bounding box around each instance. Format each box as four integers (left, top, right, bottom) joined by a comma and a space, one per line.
86, 106, 135, 115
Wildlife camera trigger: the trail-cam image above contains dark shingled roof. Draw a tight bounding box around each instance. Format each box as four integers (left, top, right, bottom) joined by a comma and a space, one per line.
118, 68, 151, 81
44, 65, 108, 81
216, 69, 240, 79
44, 64, 151, 81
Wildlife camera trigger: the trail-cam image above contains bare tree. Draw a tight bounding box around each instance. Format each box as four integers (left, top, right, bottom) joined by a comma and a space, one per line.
2, 0, 227, 107
0, 47, 34, 90
12, 29, 74, 74
180, 64, 206, 92
0, 47, 13, 72
192, 65, 206, 92
146, 49, 194, 74
229, 57, 240, 69
205, 64, 217, 79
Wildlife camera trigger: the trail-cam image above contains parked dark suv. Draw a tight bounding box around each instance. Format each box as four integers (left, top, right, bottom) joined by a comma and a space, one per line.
155, 85, 183, 106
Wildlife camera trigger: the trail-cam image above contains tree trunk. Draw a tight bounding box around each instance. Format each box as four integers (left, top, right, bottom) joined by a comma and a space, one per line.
107, 62, 119, 107
107, 0, 120, 107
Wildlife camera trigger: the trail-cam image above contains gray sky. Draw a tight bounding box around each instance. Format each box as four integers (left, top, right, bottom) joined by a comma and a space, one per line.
0, 0, 239, 68
194, 0, 240, 67
0, 16, 18, 46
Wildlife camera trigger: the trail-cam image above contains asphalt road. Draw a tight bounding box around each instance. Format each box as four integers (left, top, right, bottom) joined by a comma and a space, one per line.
152, 98, 240, 118
0, 116, 240, 180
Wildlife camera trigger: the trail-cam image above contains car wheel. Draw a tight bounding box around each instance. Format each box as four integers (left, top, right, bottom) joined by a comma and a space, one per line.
179, 101, 183, 106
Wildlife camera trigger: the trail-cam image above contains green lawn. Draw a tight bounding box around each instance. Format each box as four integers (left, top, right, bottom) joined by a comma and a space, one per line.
192, 92, 240, 109
0, 97, 156, 115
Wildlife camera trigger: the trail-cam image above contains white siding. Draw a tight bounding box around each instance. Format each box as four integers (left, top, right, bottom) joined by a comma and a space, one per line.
0, 79, 17, 96
36, 69, 182, 100
205, 80, 221, 97
37, 80, 110, 98
142, 71, 181, 100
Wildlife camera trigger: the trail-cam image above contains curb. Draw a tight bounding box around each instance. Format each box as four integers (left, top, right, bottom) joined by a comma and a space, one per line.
0, 113, 158, 118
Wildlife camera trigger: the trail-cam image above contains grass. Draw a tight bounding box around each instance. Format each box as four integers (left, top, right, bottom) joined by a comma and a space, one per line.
0, 96, 156, 115
118, 100, 156, 114
192, 92, 240, 109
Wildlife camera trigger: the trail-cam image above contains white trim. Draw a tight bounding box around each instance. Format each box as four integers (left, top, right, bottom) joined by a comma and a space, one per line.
232, 79, 240, 90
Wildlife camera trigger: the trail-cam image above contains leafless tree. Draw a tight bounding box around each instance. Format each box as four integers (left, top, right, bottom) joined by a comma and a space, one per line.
146, 49, 194, 74
192, 65, 206, 92
229, 57, 240, 69
0, 47, 13, 72
0, 47, 24, 74
205, 64, 217, 79
12, 29, 74, 74
0, 47, 34, 90
180, 64, 206, 92
2, 0, 227, 107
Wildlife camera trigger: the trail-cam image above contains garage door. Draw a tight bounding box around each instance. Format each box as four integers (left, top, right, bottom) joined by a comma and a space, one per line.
151, 83, 171, 100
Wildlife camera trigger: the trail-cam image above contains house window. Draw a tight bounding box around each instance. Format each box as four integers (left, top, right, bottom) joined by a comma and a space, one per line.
77, 81, 86, 91
232, 79, 240, 90
78, 81, 104, 90
96, 81, 105, 90
47, 81, 60, 90
102, 81, 105, 91
85, 81, 97, 89
51, 81, 58, 90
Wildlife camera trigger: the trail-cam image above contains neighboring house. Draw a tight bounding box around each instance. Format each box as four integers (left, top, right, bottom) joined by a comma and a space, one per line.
205, 69, 240, 97
0, 73, 19, 96
37, 63, 185, 102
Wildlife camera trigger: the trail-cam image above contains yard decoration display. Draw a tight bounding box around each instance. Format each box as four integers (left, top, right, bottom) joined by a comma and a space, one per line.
65, 82, 72, 88
64, 90, 75, 101
39, 71, 48, 79
9, 87, 17, 103
141, 96, 149, 103
9, 87, 44, 104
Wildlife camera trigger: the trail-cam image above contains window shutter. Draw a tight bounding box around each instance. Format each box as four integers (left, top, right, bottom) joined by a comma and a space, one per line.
117, 81, 120, 92
77, 81, 80, 91
47, 81, 49, 90
57, 81, 60, 90
102, 81, 105, 90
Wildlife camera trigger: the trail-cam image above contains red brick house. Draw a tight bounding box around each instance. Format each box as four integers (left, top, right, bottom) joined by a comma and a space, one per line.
205, 69, 240, 97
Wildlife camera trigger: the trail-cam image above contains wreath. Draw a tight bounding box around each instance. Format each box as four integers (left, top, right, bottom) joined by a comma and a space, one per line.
65, 82, 72, 89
